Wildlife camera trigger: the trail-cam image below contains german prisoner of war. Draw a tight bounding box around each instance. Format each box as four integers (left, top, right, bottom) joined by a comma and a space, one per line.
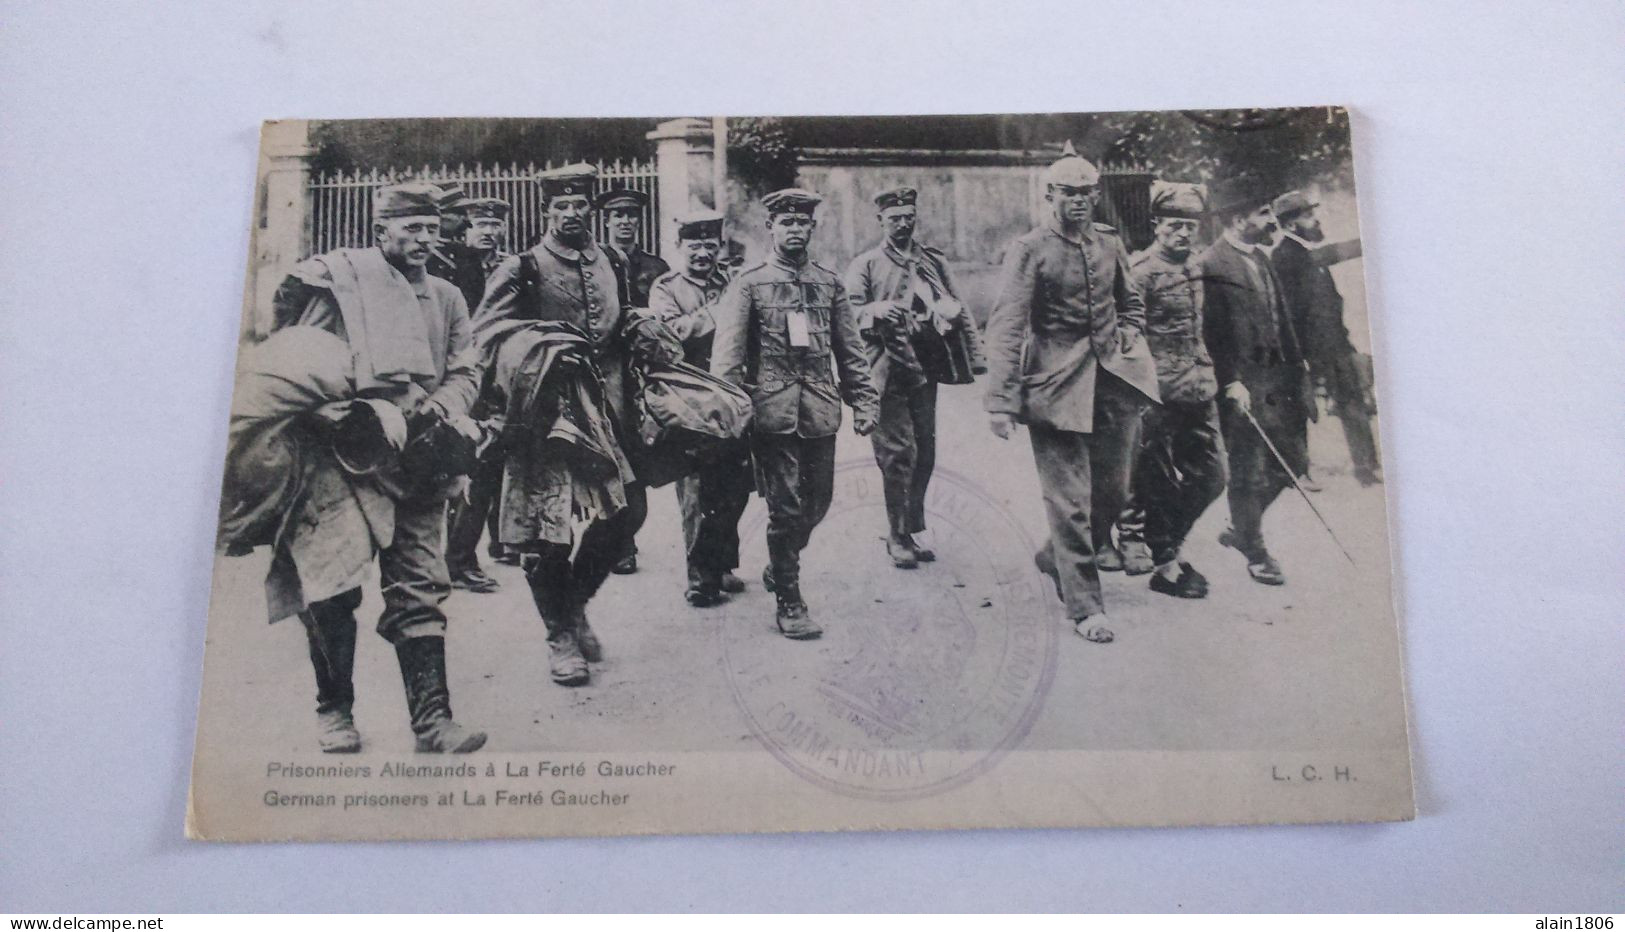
472, 164, 683, 687
710, 187, 881, 640
596, 186, 671, 576
648, 210, 756, 607
221, 139, 1374, 753
221, 182, 489, 754
845, 186, 986, 569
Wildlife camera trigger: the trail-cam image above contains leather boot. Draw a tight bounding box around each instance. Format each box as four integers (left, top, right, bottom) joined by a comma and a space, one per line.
302, 605, 360, 753
526, 553, 590, 685
775, 589, 823, 640
394, 636, 486, 753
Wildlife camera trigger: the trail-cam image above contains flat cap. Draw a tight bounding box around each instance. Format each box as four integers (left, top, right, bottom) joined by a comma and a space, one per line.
594, 188, 649, 211
1149, 181, 1207, 219
761, 187, 822, 216
537, 163, 598, 202
374, 182, 445, 220
873, 186, 918, 210
1271, 189, 1319, 221
675, 209, 725, 241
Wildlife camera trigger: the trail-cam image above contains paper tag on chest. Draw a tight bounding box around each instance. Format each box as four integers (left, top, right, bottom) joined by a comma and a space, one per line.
786, 309, 812, 347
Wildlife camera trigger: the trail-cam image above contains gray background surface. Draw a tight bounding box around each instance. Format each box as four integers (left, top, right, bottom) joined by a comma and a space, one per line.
2, 0, 1621, 913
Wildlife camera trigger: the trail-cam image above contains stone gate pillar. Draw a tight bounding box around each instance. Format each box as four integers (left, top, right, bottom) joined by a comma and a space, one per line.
647, 117, 725, 260
245, 120, 314, 341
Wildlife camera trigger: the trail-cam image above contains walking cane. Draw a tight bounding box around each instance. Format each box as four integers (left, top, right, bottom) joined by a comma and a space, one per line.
1241, 408, 1357, 566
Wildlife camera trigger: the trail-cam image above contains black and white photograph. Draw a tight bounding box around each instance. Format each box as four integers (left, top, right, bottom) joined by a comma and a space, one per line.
188, 108, 1414, 841
5, 0, 1623, 917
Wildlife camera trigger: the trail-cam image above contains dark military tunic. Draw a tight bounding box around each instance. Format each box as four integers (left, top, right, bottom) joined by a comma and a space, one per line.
605, 243, 670, 309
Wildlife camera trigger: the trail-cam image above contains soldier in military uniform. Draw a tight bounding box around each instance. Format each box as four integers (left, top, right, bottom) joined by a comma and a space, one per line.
425, 183, 470, 282
711, 188, 880, 639
1270, 189, 1380, 486
473, 165, 682, 685
984, 151, 1160, 644
648, 211, 753, 606
845, 185, 983, 569
270, 182, 486, 752
595, 187, 671, 576
1200, 176, 1314, 586
1115, 181, 1228, 598
442, 198, 512, 593
598, 188, 670, 310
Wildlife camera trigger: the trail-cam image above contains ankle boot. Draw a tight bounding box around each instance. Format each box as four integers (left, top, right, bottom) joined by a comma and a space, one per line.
395, 636, 487, 753
302, 605, 360, 753
525, 553, 589, 685
774, 586, 822, 640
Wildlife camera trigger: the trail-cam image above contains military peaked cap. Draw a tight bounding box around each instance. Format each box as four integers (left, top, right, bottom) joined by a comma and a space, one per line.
594, 188, 649, 211
537, 163, 598, 202
873, 186, 918, 210
675, 210, 725, 241
761, 188, 822, 216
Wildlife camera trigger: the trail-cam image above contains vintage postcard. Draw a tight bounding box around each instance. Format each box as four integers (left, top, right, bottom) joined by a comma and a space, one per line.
188, 108, 1413, 841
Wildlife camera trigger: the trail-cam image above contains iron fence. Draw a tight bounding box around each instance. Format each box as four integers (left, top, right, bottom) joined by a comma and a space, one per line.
307, 158, 660, 258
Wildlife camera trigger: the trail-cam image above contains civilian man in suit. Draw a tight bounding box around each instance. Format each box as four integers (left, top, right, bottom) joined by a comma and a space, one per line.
1270, 189, 1380, 486
1200, 176, 1315, 586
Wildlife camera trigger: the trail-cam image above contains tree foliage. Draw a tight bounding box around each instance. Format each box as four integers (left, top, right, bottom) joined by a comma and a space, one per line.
1106, 107, 1355, 193
727, 117, 801, 197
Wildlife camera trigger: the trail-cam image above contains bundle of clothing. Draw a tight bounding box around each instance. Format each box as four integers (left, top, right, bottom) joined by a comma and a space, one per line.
220, 326, 484, 622
477, 319, 634, 547
629, 360, 754, 488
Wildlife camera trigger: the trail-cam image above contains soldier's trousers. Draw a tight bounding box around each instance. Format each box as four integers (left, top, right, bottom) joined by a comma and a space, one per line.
677, 448, 754, 585
750, 432, 837, 596
521, 483, 647, 637
444, 454, 503, 575
1219, 382, 1308, 559
1030, 374, 1148, 620
1125, 399, 1228, 566
870, 381, 938, 539
297, 493, 452, 644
